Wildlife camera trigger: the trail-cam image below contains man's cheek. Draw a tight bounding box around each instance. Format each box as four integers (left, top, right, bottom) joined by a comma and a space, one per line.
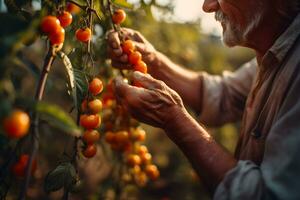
218, 1, 246, 27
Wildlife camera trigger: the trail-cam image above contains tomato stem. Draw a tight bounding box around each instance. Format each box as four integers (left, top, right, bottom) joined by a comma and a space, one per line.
18, 46, 58, 200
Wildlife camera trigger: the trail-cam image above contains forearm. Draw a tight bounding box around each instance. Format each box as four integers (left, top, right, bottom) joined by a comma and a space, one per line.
164, 108, 237, 192
147, 52, 203, 112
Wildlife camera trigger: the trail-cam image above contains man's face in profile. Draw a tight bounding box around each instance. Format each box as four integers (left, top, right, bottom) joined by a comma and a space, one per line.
211, 0, 265, 47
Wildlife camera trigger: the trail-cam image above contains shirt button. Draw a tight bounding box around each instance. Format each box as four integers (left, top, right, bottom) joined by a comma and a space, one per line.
251, 130, 261, 139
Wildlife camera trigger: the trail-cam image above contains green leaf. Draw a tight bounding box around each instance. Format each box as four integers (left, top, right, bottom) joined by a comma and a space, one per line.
73, 68, 88, 106
36, 102, 81, 137
44, 162, 77, 193
112, 0, 133, 9
93, 0, 104, 20
58, 51, 78, 111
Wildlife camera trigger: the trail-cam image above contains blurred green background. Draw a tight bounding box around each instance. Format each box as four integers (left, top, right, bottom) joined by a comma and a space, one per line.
0, 0, 254, 199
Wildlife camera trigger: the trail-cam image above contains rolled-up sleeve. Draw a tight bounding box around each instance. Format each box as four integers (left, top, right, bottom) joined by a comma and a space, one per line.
214, 66, 300, 200
199, 58, 257, 126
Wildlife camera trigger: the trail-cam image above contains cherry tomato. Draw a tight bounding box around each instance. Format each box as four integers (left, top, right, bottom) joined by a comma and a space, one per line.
82, 129, 100, 144
88, 99, 102, 114
41, 16, 61, 34
122, 40, 135, 54
105, 131, 116, 144
140, 153, 152, 165
11, 154, 37, 178
82, 144, 97, 158
126, 154, 141, 167
66, 3, 81, 14
57, 11, 72, 27
80, 114, 101, 129
89, 78, 103, 96
145, 164, 160, 180
112, 9, 126, 24
134, 61, 147, 74
129, 51, 142, 65
136, 145, 148, 156
115, 131, 129, 144
130, 128, 146, 141
3, 110, 30, 139
75, 28, 91, 43
49, 26, 65, 45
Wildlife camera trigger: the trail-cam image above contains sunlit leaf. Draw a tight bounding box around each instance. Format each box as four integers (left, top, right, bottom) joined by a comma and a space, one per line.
112, 0, 133, 9
36, 102, 81, 137
58, 51, 78, 111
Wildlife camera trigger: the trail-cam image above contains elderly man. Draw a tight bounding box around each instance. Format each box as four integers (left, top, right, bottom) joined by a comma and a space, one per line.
107, 0, 300, 199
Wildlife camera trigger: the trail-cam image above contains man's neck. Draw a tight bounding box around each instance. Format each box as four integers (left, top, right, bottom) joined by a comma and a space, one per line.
247, 12, 295, 65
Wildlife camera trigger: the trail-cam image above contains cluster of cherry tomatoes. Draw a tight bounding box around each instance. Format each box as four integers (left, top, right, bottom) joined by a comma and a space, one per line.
104, 127, 159, 186
101, 8, 159, 187
40, 3, 92, 46
80, 78, 104, 158
112, 9, 147, 73
40, 10, 72, 45
1, 110, 35, 178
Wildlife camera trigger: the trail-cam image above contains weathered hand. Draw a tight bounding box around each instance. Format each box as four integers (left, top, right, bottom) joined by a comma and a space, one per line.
106, 28, 156, 69
113, 71, 186, 130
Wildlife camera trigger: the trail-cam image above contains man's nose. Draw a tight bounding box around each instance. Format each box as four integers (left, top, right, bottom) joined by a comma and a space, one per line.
202, 0, 219, 13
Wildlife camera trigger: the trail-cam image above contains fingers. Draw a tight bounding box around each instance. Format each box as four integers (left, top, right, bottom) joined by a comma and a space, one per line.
107, 31, 121, 49
113, 76, 142, 100
132, 71, 164, 90
111, 60, 130, 70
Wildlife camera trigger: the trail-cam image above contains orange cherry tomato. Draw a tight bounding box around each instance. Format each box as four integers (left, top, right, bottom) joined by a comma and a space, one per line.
75, 28, 91, 43
57, 11, 72, 27
128, 51, 142, 65
89, 78, 103, 96
82, 99, 103, 113
3, 110, 30, 139
130, 129, 146, 141
126, 154, 141, 167
82, 129, 100, 144
115, 131, 129, 144
122, 40, 135, 54
41, 16, 61, 34
49, 26, 65, 45
134, 171, 148, 187
88, 99, 102, 114
145, 164, 160, 180
11, 154, 37, 178
140, 153, 152, 165
136, 145, 148, 156
80, 114, 101, 129
105, 131, 116, 144
66, 3, 81, 14
134, 61, 147, 74
82, 144, 97, 158
112, 9, 126, 24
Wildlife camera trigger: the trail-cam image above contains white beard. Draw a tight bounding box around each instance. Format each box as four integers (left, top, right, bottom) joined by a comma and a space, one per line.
215, 6, 264, 47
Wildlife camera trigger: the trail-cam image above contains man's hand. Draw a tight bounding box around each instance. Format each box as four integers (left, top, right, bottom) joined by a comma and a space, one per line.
107, 28, 156, 70
113, 71, 185, 130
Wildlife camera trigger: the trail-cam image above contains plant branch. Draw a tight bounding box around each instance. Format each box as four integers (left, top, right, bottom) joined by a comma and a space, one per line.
18, 46, 57, 200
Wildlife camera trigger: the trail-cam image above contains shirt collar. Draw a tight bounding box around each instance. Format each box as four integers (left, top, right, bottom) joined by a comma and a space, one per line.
267, 13, 300, 64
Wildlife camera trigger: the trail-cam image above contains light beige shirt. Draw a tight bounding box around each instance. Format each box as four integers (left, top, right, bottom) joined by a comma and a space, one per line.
199, 13, 300, 200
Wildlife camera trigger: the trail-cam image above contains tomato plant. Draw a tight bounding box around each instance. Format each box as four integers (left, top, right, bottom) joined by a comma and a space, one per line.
0, 0, 160, 199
